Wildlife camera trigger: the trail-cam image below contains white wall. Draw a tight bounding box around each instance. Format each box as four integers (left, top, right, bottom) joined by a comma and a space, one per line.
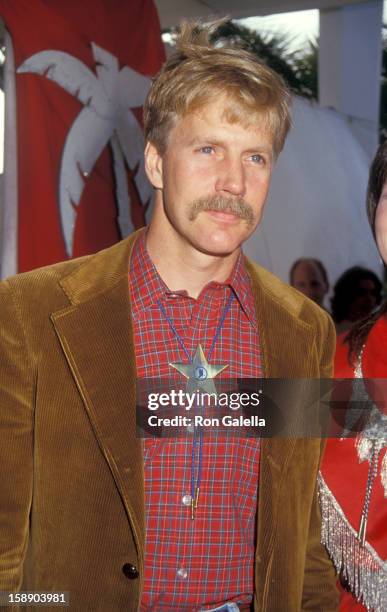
319, 0, 384, 157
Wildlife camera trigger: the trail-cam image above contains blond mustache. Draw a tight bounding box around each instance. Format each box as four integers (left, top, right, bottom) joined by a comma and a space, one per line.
188, 196, 254, 227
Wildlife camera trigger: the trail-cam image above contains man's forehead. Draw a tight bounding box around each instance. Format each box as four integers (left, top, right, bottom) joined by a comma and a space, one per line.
295, 262, 324, 280
171, 100, 275, 147
190, 98, 269, 127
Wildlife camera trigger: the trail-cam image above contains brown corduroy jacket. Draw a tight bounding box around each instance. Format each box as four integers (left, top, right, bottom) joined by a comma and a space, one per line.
0, 230, 338, 611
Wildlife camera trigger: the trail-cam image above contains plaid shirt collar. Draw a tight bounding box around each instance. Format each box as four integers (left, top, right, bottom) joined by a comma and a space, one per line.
129, 230, 257, 327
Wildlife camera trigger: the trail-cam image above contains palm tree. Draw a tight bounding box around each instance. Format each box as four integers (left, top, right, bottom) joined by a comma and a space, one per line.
18, 43, 153, 255
291, 40, 318, 100
210, 20, 305, 95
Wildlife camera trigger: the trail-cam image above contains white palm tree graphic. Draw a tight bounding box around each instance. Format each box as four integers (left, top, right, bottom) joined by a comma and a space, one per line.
18, 43, 153, 256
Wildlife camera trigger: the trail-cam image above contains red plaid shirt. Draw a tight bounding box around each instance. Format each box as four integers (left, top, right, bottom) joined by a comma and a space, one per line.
129, 231, 262, 610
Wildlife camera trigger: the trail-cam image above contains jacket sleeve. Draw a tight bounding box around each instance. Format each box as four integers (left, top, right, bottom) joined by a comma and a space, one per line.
0, 279, 34, 590
302, 312, 339, 610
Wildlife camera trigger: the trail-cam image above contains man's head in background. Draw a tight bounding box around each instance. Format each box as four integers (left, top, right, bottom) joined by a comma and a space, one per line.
143, 21, 292, 261
290, 258, 329, 307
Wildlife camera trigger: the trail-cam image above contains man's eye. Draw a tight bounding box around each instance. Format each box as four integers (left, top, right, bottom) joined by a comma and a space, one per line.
199, 146, 214, 154
250, 153, 265, 164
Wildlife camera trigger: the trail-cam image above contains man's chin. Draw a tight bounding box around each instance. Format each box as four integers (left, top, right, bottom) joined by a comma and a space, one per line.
192, 236, 245, 258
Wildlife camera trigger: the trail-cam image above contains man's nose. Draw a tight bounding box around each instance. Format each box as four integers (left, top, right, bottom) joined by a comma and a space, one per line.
215, 156, 246, 197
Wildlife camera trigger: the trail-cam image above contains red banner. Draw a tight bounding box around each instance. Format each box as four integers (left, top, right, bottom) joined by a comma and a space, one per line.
0, 0, 164, 272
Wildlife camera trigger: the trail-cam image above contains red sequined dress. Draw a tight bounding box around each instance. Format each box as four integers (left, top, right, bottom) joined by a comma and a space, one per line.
320, 315, 387, 611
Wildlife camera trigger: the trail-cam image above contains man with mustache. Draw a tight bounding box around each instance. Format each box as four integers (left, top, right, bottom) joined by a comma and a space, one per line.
188, 195, 255, 225
0, 21, 338, 611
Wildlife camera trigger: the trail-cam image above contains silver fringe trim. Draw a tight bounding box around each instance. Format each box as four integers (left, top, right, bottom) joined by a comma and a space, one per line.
318, 473, 387, 612
353, 352, 387, 497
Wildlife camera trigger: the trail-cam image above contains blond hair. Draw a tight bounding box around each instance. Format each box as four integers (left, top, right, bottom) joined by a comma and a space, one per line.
143, 20, 292, 157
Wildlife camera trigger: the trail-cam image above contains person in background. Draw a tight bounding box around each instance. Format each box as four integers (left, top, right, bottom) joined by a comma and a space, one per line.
320, 141, 387, 612
289, 257, 329, 308
330, 266, 382, 334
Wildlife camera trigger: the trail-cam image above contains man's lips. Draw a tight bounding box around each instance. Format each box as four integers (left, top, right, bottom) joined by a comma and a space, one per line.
204, 209, 243, 223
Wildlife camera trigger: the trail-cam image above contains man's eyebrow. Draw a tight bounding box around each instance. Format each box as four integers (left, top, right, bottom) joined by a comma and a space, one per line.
186, 136, 222, 147
244, 145, 273, 155
186, 137, 273, 154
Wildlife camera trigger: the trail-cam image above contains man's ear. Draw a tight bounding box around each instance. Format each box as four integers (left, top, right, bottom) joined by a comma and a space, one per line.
144, 141, 163, 189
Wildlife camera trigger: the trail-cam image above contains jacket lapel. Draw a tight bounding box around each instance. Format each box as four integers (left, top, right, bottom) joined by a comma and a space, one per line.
51, 232, 145, 559
245, 257, 316, 379
245, 258, 316, 569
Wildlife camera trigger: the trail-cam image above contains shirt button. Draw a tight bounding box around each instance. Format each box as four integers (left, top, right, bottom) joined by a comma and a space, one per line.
177, 567, 188, 580
182, 494, 192, 506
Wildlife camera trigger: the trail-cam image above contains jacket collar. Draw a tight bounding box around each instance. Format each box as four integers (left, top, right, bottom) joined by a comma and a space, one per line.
58, 228, 145, 305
